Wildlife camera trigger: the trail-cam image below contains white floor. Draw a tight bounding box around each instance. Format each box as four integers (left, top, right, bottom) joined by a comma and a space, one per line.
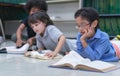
0, 40, 120, 76
0, 40, 16, 48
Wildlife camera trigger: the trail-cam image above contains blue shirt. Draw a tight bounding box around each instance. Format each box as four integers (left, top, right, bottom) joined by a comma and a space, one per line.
76, 29, 119, 62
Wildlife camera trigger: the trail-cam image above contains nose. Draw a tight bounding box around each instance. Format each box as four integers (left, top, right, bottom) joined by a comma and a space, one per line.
30, 12, 33, 15
78, 27, 83, 32
30, 11, 35, 15
75, 26, 82, 32
33, 26, 37, 32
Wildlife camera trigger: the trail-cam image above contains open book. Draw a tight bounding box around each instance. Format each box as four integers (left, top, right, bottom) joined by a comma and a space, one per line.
0, 43, 29, 54
51, 51, 118, 72
25, 50, 63, 60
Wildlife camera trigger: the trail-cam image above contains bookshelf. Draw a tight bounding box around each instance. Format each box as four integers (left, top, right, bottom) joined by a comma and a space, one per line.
47, 0, 81, 38
46, 0, 78, 3
83, 0, 120, 36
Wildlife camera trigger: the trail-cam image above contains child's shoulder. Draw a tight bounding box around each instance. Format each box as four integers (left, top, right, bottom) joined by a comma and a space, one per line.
100, 30, 109, 38
96, 29, 109, 40
47, 25, 55, 28
47, 25, 58, 30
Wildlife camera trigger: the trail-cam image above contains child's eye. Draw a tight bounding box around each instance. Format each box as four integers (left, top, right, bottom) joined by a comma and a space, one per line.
35, 24, 38, 26
31, 25, 34, 28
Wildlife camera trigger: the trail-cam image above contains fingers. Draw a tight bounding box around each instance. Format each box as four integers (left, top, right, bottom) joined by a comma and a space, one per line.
45, 52, 52, 58
45, 52, 50, 56
27, 39, 33, 46
16, 40, 26, 48
24, 51, 31, 57
45, 52, 56, 59
88, 27, 95, 37
81, 29, 88, 40
16, 41, 22, 47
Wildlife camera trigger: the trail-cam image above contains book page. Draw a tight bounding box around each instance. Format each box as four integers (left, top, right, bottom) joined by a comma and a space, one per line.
51, 51, 117, 72
5, 43, 30, 54
30, 50, 49, 60
52, 51, 90, 68
77, 60, 116, 72
26, 50, 63, 60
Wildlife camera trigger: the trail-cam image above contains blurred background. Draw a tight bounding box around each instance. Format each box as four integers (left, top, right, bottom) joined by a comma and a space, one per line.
0, 0, 120, 40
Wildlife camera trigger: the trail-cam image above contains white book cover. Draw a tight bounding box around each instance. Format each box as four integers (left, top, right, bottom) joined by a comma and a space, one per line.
0, 43, 30, 54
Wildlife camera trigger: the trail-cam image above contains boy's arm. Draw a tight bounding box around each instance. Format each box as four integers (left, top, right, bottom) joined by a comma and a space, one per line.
46, 35, 66, 58
54, 35, 66, 54
27, 36, 36, 46
16, 23, 26, 47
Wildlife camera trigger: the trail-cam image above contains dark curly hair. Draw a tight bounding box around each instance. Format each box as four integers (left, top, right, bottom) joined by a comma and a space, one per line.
24, 0, 48, 13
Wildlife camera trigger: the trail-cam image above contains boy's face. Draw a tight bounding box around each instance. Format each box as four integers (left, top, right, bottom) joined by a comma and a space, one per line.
30, 21, 46, 35
75, 16, 90, 35
29, 7, 40, 15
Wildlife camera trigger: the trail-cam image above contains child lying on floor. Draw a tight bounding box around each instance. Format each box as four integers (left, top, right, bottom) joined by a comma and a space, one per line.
74, 7, 120, 62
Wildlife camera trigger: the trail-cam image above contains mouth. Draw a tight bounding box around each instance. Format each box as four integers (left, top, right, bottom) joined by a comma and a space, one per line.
80, 31, 85, 34
35, 30, 39, 33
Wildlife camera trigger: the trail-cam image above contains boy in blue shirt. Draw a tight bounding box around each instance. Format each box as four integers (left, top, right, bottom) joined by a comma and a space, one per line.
74, 7, 120, 62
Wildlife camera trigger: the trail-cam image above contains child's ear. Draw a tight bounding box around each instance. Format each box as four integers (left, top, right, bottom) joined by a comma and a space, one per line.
91, 20, 98, 28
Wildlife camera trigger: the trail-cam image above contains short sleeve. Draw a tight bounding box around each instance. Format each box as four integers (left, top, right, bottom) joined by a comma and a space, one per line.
47, 26, 63, 42
36, 35, 44, 49
21, 18, 28, 27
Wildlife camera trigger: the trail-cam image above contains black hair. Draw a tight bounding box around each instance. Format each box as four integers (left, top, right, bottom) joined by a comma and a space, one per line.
28, 11, 54, 26
24, 0, 48, 13
74, 7, 99, 31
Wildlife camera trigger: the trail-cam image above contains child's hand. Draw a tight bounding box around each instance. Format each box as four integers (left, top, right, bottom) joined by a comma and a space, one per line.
27, 38, 33, 46
16, 39, 26, 48
45, 51, 57, 59
81, 27, 95, 40
86, 26, 95, 38
24, 51, 31, 57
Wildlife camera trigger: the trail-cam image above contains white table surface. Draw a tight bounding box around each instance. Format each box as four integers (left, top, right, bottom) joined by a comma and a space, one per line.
0, 54, 120, 76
